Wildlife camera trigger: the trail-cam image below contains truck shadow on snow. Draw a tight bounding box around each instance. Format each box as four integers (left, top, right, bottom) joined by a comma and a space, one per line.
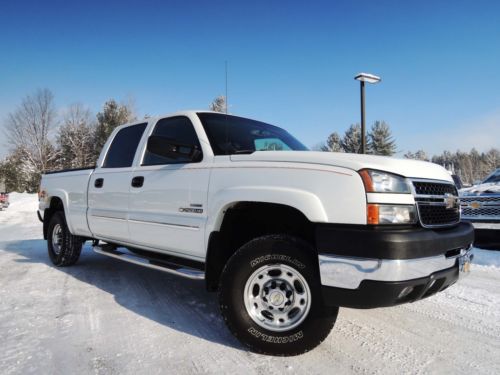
2, 239, 243, 351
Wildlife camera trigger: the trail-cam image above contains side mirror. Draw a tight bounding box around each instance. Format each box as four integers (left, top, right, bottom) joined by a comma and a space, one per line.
146, 135, 202, 161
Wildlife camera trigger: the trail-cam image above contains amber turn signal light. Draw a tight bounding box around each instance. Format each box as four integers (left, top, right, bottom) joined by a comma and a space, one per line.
367, 204, 379, 225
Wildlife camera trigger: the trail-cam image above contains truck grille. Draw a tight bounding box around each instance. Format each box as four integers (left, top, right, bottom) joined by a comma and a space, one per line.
413, 181, 457, 196
412, 181, 460, 228
460, 196, 500, 220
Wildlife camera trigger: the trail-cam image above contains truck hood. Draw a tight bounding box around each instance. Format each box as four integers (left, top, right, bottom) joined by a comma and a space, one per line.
460, 182, 500, 196
230, 151, 453, 182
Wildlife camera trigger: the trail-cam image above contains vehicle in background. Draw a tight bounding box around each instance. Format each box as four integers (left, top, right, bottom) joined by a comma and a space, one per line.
0, 192, 9, 210
0, 179, 9, 210
459, 168, 500, 248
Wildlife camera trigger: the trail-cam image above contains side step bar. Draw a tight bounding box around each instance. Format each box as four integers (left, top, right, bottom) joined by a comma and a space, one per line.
93, 245, 205, 280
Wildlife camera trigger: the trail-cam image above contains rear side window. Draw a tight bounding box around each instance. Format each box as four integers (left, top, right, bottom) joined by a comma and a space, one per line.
103, 123, 147, 168
142, 116, 201, 165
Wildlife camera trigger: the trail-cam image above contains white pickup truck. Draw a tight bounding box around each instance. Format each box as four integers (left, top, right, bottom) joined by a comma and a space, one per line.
38, 111, 474, 355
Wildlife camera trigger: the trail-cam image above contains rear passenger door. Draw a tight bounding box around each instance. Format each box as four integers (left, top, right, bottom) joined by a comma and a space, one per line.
128, 116, 210, 259
87, 123, 147, 242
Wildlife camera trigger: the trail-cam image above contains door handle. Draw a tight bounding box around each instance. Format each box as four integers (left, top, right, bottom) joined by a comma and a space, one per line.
131, 176, 144, 188
94, 178, 104, 188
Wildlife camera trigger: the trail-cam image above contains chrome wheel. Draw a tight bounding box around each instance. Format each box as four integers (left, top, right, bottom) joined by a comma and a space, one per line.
51, 223, 63, 255
243, 263, 311, 332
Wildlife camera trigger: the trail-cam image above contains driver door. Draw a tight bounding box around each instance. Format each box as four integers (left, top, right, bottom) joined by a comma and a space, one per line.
127, 116, 210, 259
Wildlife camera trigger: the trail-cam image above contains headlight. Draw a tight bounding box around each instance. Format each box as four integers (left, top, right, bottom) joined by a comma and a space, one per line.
367, 204, 417, 225
359, 169, 411, 193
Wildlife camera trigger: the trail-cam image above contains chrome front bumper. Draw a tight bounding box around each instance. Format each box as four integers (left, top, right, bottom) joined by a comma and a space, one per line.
319, 246, 474, 290
469, 222, 500, 230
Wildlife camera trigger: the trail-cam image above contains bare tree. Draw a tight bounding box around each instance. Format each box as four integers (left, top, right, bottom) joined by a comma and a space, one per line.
485, 148, 500, 171
57, 104, 96, 169
404, 149, 429, 161
4, 88, 59, 175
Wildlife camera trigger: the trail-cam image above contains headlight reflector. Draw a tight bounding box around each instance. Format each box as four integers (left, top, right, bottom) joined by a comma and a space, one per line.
359, 169, 411, 193
367, 204, 417, 225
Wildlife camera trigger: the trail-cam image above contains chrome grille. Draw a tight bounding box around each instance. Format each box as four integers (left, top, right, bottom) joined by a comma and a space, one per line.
413, 181, 458, 196
412, 180, 460, 228
460, 195, 500, 220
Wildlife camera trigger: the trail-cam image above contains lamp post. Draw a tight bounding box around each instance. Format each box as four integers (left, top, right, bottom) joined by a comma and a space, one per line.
354, 72, 381, 154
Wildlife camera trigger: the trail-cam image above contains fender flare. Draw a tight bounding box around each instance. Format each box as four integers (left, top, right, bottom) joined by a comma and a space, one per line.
45, 190, 75, 234
206, 186, 328, 235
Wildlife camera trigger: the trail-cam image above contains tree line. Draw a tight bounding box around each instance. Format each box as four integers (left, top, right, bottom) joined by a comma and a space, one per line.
0, 89, 227, 192
0, 89, 136, 192
1, 89, 497, 192
404, 148, 499, 185
316, 121, 396, 155
320, 123, 499, 185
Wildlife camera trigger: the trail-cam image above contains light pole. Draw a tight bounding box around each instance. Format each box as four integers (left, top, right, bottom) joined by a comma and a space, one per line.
354, 72, 381, 154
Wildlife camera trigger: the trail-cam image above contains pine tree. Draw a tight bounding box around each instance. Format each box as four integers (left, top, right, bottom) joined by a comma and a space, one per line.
209, 96, 227, 113
94, 99, 135, 159
322, 132, 344, 152
368, 121, 396, 156
0, 149, 24, 192
341, 124, 362, 153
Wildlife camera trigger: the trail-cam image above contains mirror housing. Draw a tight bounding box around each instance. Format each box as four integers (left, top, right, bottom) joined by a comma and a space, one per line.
146, 135, 202, 162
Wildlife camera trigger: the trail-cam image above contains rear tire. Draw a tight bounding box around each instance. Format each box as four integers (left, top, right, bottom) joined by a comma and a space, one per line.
219, 234, 338, 356
47, 211, 83, 266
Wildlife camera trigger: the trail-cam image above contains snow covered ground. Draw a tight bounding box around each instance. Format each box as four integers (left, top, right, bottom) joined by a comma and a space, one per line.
0, 193, 499, 374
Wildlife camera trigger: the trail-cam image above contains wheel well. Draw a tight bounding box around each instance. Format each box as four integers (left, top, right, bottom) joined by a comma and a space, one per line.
205, 202, 316, 291
43, 197, 64, 239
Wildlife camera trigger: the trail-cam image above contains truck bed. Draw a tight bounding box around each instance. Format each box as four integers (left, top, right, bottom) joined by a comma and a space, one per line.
40, 168, 95, 237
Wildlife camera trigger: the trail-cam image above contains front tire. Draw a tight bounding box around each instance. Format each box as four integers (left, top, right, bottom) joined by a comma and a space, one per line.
219, 235, 338, 356
47, 211, 83, 266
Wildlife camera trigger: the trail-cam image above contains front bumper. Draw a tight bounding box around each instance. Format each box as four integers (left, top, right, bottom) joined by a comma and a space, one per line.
322, 265, 460, 309
466, 221, 500, 230
319, 247, 472, 290
317, 222, 474, 308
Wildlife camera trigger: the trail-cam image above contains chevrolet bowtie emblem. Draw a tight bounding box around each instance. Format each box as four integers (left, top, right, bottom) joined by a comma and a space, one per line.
469, 201, 481, 209
444, 193, 457, 209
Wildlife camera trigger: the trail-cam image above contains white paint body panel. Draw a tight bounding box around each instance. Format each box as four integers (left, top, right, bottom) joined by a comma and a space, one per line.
87, 168, 133, 241
39, 169, 93, 237
128, 164, 210, 258
38, 110, 455, 262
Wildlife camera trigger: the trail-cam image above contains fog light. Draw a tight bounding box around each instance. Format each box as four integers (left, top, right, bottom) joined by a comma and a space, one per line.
398, 286, 414, 299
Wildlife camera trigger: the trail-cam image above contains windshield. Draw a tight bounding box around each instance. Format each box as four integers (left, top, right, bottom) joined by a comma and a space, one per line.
483, 169, 500, 184
197, 113, 308, 155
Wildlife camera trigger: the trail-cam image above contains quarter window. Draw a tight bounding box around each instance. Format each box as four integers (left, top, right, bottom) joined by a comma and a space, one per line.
103, 123, 147, 168
142, 116, 202, 165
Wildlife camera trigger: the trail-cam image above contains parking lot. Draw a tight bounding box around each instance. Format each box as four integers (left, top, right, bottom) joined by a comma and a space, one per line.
1, 194, 499, 374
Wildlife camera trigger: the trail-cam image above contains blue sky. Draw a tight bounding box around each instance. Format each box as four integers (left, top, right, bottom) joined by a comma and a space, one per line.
1, 0, 499, 158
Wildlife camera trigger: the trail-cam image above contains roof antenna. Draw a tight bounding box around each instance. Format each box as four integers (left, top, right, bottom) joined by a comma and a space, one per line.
224, 60, 229, 154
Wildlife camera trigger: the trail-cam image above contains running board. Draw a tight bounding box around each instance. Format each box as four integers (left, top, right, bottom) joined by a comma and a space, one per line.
92, 246, 205, 280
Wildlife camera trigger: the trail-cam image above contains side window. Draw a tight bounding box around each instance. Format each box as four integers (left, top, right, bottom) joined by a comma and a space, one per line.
102, 123, 147, 168
142, 116, 202, 165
